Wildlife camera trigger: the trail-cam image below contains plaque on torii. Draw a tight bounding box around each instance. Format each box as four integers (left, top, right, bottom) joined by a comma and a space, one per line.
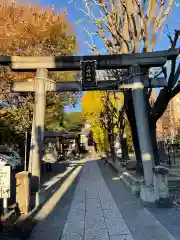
80, 60, 97, 88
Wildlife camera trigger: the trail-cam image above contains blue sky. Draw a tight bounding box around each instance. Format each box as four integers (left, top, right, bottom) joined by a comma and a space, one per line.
32, 0, 179, 112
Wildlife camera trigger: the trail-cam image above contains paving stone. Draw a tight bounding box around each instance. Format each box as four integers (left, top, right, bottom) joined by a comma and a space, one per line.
66, 209, 85, 223
73, 192, 86, 199
98, 188, 113, 196
68, 204, 85, 214
109, 235, 135, 240
86, 208, 103, 219
85, 214, 106, 229
60, 232, 84, 240
104, 217, 130, 236
70, 199, 85, 208
100, 199, 117, 210
103, 209, 131, 236
97, 186, 114, 200
84, 227, 109, 240
86, 198, 101, 209
86, 190, 99, 199
73, 189, 86, 199
62, 221, 84, 236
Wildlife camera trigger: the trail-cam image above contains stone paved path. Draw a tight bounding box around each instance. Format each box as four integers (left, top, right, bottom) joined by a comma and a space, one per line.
28, 159, 178, 240
60, 160, 134, 240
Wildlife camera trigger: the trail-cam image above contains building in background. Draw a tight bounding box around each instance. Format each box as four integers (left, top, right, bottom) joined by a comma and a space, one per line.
80, 121, 91, 149
150, 91, 180, 140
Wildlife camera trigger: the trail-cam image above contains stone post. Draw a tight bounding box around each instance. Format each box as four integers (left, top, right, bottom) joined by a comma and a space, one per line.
16, 171, 31, 214
130, 65, 155, 203
29, 68, 48, 207
153, 166, 171, 207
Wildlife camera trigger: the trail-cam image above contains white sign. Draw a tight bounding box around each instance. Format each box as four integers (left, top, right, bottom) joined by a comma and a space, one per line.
0, 166, 11, 199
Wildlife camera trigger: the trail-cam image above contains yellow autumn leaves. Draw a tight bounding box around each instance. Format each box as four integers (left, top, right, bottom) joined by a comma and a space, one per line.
0, 1, 78, 135
82, 91, 124, 152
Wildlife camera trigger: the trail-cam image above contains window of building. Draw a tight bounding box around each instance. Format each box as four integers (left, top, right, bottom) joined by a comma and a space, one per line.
176, 107, 180, 111
176, 98, 180, 103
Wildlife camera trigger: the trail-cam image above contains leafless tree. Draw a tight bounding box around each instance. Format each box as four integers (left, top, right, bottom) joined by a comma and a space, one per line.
71, 0, 180, 169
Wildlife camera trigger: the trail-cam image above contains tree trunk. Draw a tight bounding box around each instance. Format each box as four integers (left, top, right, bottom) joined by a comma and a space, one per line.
149, 119, 160, 166
128, 114, 143, 174
106, 115, 115, 161
111, 132, 115, 162
125, 90, 143, 174
120, 135, 129, 160
107, 130, 115, 161
118, 109, 129, 161
75, 135, 80, 155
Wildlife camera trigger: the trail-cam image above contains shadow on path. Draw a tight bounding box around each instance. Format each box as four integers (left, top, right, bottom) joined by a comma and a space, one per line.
0, 161, 84, 240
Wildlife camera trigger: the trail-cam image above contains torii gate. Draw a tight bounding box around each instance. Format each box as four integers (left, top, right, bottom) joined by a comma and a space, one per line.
0, 48, 178, 206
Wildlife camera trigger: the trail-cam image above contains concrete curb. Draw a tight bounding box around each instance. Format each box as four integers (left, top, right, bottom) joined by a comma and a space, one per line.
107, 159, 143, 196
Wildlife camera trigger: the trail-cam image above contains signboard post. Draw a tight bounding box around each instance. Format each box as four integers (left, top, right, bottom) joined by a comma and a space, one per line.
0, 166, 11, 215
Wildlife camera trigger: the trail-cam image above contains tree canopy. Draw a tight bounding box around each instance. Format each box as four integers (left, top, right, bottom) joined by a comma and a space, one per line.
82, 90, 124, 153
82, 91, 108, 152
0, 1, 79, 140
63, 112, 84, 132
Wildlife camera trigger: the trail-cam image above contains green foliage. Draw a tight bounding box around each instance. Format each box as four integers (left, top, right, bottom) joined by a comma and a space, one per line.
63, 112, 84, 132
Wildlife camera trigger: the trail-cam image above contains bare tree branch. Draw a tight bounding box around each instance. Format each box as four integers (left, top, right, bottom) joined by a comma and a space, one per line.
72, 0, 178, 125
167, 30, 180, 88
